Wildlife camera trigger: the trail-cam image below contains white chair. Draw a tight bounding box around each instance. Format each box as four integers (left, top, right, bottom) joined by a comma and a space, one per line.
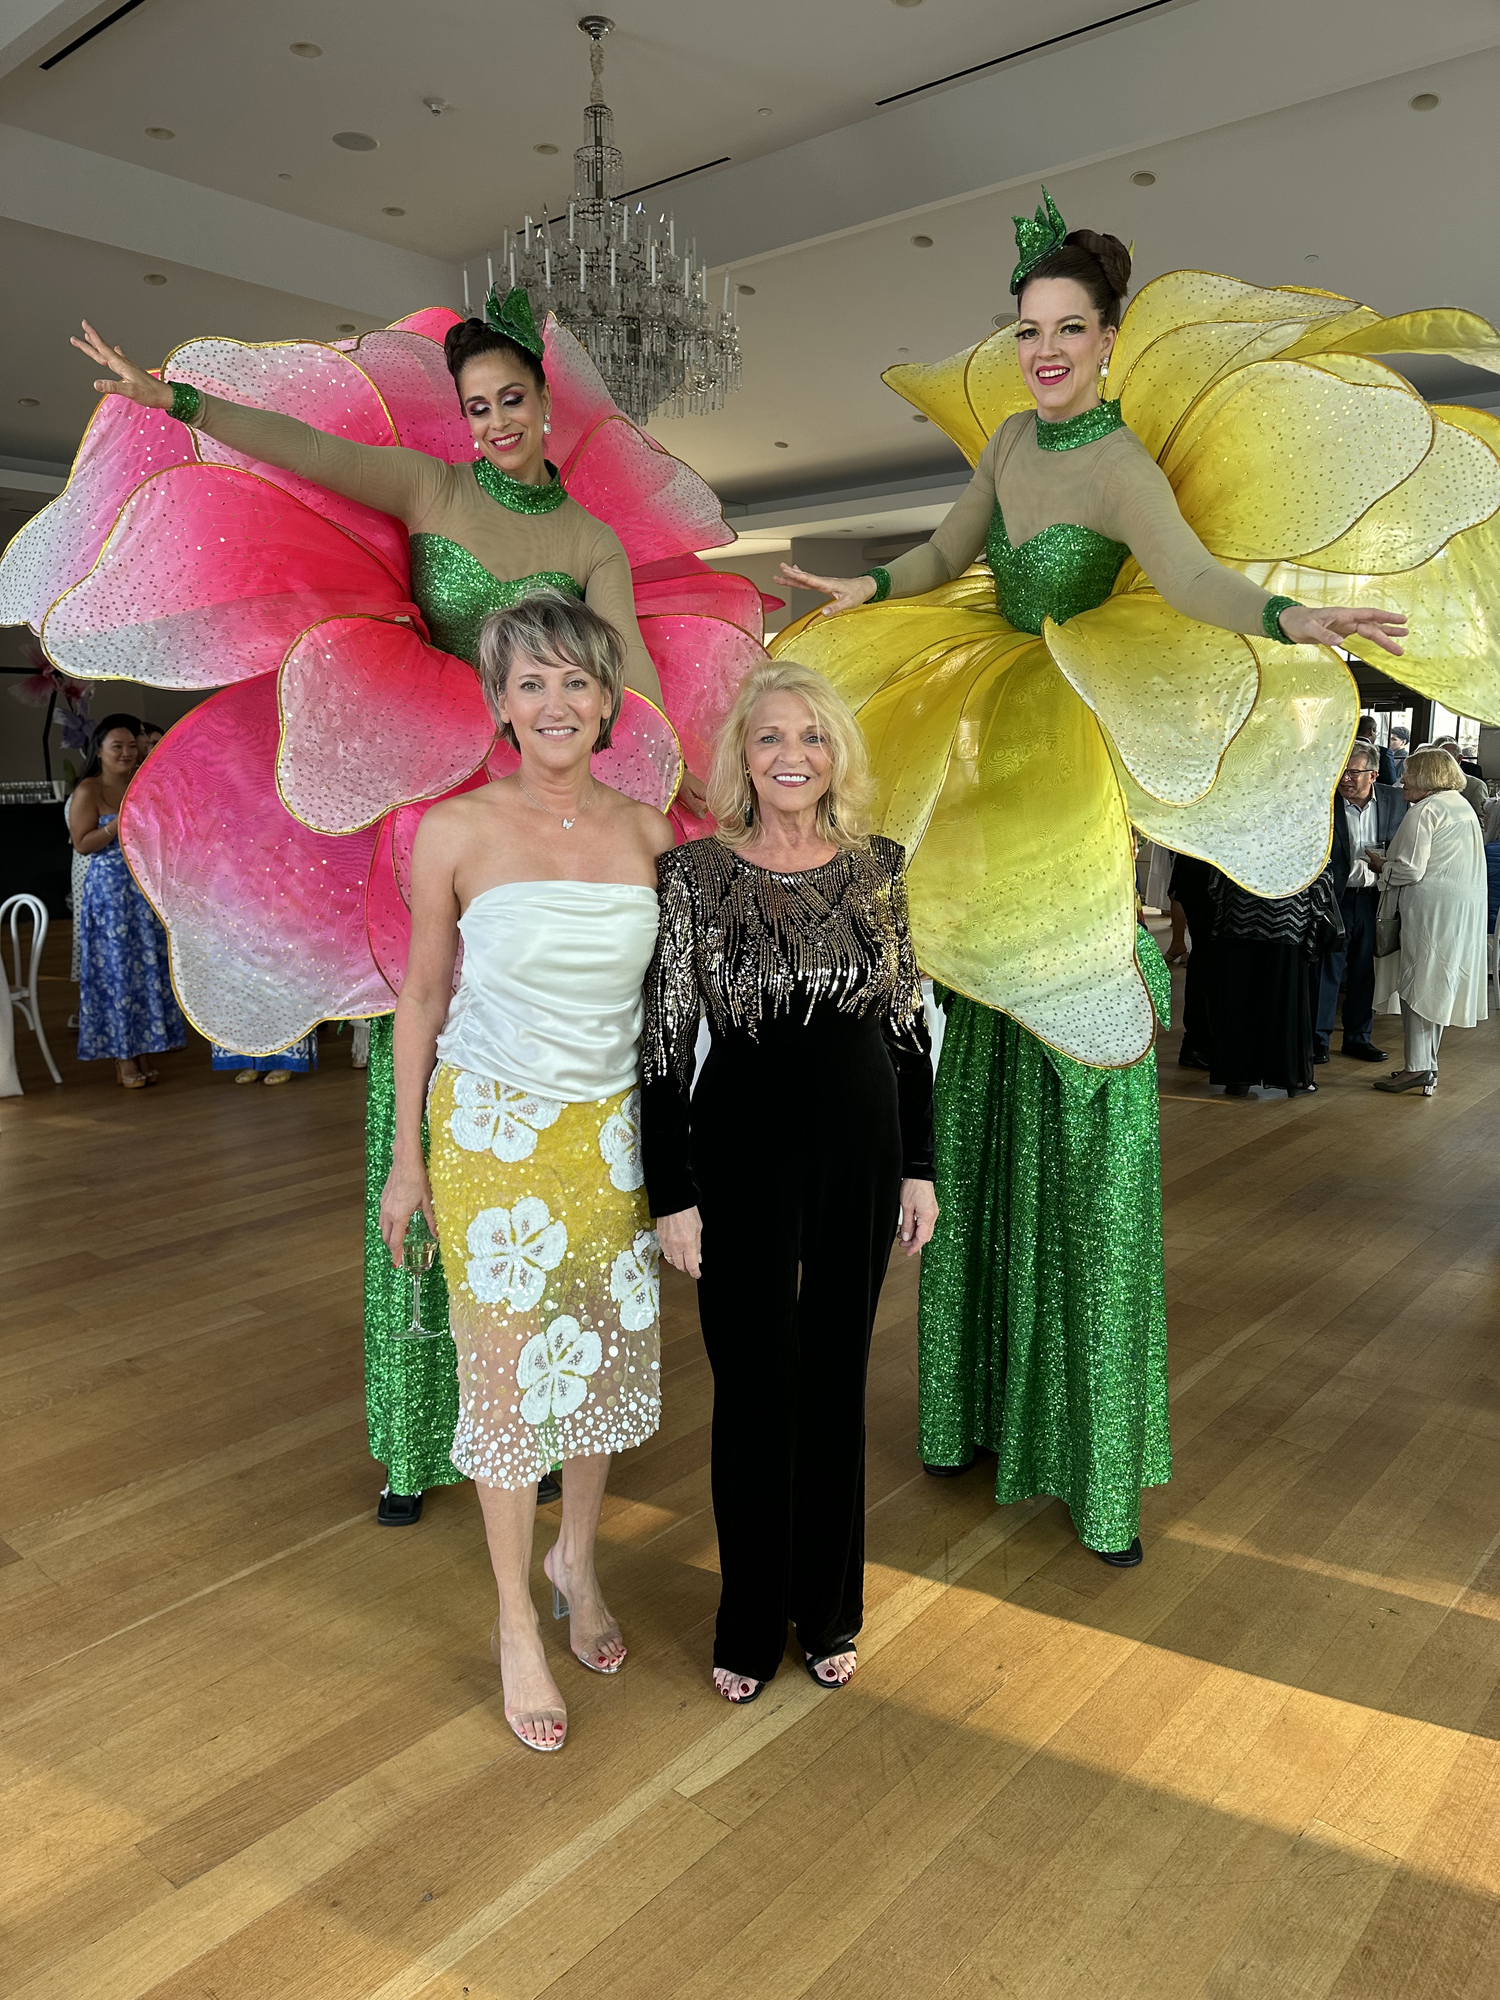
1, 894, 61, 1085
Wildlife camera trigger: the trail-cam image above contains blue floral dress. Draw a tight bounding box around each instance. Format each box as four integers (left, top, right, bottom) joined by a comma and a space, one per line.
76, 816, 187, 1061
210, 1034, 318, 1073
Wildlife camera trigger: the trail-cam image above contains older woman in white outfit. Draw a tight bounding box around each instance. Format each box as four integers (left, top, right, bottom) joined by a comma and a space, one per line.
1370, 748, 1488, 1097
379, 591, 672, 1754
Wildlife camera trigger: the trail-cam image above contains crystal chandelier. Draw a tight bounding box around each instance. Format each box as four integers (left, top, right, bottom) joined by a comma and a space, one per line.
471, 16, 741, 426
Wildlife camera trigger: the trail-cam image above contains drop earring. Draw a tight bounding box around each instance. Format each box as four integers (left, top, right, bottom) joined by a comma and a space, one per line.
543, 417, 551, 434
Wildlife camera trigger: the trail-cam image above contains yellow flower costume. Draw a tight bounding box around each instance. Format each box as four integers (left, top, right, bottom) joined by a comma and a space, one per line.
772, 234, 1500, 1554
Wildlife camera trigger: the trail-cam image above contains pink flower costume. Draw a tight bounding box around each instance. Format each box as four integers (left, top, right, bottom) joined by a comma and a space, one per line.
0, 303, 767, 1501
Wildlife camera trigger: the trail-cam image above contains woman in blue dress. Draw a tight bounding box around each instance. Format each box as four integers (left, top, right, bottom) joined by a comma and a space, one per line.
71, 714, 186, 1086
211, 1035, 319, 1085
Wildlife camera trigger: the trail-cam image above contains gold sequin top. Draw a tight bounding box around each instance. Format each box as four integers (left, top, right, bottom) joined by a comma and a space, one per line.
640, 834, 933, 1215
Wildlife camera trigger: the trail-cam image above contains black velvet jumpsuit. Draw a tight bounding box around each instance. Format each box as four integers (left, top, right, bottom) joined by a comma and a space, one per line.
641, 836, 933, 1684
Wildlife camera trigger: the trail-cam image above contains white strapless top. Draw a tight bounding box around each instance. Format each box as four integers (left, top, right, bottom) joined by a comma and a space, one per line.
435, 880, 660, 1102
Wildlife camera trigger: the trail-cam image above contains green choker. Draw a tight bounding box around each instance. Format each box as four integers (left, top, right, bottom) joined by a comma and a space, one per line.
473, 457, 567, 513
1034, 399, 1125, 452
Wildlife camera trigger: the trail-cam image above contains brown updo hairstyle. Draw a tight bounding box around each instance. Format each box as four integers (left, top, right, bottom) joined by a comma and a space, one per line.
1016, 229, 1132, 329
442, 317, 547, 395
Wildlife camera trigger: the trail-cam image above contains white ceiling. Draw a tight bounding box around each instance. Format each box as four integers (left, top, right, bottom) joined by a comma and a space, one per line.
0, 0, 1103, 257
2, 0, 1500, 525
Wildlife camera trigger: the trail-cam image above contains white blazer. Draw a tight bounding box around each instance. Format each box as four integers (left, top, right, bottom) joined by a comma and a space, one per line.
1374, 788, 1489, 1026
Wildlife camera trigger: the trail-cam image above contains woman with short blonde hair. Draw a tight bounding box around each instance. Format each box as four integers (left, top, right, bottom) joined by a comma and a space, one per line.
1370, 748, 1488, 1094
641, 659, 937, 1705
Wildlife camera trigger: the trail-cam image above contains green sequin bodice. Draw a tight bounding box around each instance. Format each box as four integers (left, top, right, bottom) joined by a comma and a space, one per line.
985, 506, 1128, 636
408, 534, 582, 665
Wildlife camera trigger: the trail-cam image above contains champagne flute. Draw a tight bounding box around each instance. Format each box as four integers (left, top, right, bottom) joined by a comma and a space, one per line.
391, 1208, 443, 1341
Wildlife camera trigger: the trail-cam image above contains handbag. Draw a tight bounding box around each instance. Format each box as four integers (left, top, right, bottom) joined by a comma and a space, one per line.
1375, 895, 1401, 958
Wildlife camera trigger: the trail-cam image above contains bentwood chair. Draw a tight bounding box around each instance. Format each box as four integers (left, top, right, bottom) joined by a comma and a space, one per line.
1, 894, 61, 1085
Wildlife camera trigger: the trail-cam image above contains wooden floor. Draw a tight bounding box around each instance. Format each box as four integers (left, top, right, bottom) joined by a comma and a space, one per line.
4, 928, 1500, 2000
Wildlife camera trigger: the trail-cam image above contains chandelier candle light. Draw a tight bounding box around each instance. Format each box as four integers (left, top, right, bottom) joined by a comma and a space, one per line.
462, 16, 741, 425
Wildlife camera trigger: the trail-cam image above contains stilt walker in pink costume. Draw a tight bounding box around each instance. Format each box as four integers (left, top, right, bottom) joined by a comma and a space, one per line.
0, 289, 767, 1518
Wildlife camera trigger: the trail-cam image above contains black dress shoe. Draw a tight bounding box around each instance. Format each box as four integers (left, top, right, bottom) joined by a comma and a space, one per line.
1313, 1043, 1330, 1065
1093, 1537, 1143, 1567
922, 1457, 976, 1477
1176, 1048, 1210, 1070
1341, 1041, 1387, 1062
377, 1486, 423, 1526
537, 1469, 562, 1503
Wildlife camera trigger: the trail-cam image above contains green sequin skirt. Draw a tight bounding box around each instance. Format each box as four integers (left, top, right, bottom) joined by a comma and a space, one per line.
362, 1014, 464, 1495
917, 995, 1170, 1552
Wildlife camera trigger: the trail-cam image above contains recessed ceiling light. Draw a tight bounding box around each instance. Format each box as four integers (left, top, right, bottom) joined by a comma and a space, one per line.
1130, 170, 1156, 186
145, 126, 174, 141
278, 171, 293, 180
382, 205, 406, 216
736, 283, 756, 296
896, 346, 910, 354
291, 42, 322, 57
892, 0, 925, 8
757, 107, 773, 117
333, 131, 378, 151
142, 273, 167, 285
991, 315, 1010, 329
335, 323, 357, 334
1304, 252, 1320, 263
912, 414, 929, 423
773, 440, 789, 449
1410, 92, 1439, 110
910, 234, 934, 248
534, 142, 559, 154
17, 397, 39, 407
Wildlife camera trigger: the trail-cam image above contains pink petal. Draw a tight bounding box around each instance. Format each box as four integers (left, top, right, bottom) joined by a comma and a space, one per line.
41, 464, 411, 688
343, 328, 475, 462
0, 396, 193, 633
640, 612, 765, 778
541, 316, 618, 453
632, 555, 766, 639
170, 338, 411, 582
278, 617, 495, 833
389, 308, 464, 344
122, 677, 387, 1050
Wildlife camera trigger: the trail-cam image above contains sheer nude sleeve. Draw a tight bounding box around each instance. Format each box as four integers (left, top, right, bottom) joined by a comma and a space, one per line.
189, 395, 448, 528
1097, 440, 1283, 635
874, 430, 1003, 599
578, 521, 664, 707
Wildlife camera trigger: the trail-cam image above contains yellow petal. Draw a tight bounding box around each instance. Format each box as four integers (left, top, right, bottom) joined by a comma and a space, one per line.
1289, 306, 1500, 379
1108, 270, 1364, 416
881, 325, 1031, 467
1162, 357, 1432, 561
1297, 411, 1500, 573
1044, 592, 1259, 806
1113, 641, 1357, 895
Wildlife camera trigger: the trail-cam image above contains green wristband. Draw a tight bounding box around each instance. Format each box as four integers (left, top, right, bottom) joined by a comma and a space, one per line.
167, 380, 203, 425
864, 567, 892, 605
1262, 594, 1300, 642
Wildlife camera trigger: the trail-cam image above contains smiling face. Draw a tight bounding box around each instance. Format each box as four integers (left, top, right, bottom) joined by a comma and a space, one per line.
97, 727, 139, 782
1015, 275, 1117, 423
494, 647, 609, 772
1337, 751, 1378, 805
744, 690, 832, 821
457, 349, 552, 486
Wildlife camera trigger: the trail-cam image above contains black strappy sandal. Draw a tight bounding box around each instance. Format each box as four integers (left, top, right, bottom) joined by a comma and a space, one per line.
803, 1647, 857, 1688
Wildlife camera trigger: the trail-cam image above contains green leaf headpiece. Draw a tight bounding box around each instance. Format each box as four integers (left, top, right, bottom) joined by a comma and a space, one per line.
1009, 187, 1069, 295
482, 284, 545, 359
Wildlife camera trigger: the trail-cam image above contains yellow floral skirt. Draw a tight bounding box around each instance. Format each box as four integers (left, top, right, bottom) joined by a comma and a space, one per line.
427, 1067, 660, 1490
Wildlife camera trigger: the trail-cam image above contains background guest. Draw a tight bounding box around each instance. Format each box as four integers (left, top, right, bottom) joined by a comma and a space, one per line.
1315, 743, 1407, 1064
136, 720, 166, 761
1167, 851, 1215, 1069
70, 714, 186, 1088
1388, 726, 1410, 784
1371, 749, 1488, 1095
1483, 794, 1500, 937
1206, 869, 1343, 1097
211, 1032, 318, 1085
1433, 738, 1489, 818
1356, 715, 1395, 787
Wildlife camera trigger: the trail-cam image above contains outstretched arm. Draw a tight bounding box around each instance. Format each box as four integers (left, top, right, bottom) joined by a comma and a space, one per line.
72, 320, 446, 528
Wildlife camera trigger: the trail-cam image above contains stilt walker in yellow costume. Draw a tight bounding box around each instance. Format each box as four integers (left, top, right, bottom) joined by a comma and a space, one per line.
777, 191, 1500, 1563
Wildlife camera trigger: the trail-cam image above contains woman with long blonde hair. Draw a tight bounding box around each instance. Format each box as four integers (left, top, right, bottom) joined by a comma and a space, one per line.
641, 661, 937, 1704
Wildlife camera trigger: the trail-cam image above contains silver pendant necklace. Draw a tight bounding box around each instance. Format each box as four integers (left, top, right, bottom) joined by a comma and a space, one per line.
517, 774, 596, 831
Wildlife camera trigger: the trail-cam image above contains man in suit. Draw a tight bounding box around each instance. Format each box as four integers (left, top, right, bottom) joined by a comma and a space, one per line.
1316, 743, 1407, 1063
1355, 715, 1396, 787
